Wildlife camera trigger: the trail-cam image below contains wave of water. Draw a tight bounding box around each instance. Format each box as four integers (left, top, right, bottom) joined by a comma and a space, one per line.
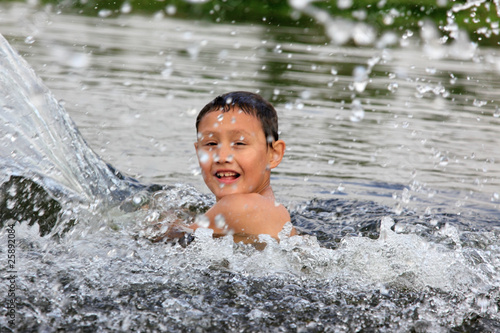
0, 33, 135, 204
0, 19, 500, 333
2, 205, 500, 331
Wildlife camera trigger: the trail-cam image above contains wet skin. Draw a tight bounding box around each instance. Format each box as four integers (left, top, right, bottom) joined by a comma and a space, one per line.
192, 107, 294, 240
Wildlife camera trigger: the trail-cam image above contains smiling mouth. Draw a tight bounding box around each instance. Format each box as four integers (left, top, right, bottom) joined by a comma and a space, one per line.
215, 171, 240, 180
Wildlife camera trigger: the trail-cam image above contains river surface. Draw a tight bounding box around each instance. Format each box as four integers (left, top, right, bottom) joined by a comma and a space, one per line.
1, 2, 499, 332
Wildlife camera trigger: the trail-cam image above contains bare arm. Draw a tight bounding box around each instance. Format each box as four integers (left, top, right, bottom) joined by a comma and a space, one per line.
189, 193, 295, 240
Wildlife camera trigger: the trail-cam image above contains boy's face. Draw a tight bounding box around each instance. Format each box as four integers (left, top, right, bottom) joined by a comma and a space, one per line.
195, 107, 281, 201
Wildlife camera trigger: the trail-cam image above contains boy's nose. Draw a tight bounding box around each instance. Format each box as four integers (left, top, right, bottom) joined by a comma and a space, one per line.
216, 144, 233, 163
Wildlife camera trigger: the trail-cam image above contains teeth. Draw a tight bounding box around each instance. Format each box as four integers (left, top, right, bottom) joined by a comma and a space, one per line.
216, 172, 237, 178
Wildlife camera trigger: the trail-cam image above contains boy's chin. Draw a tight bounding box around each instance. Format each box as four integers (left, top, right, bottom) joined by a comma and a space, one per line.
213, 187, 248, 199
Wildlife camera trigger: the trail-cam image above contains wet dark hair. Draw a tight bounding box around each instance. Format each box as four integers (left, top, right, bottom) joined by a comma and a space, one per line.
196, 91, 279, 146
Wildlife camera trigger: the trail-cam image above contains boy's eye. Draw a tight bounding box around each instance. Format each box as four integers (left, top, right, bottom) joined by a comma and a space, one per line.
233, 141, 246, 146
203, 142, 218, 147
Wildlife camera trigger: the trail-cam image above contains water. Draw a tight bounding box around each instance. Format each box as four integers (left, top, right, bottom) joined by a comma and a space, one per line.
1, 1, 500, 332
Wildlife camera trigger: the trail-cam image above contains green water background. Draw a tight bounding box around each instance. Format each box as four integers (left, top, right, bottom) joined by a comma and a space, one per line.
5, 0, 500, 47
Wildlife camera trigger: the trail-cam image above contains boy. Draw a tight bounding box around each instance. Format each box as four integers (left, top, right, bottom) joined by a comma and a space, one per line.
188, 91, 295, 243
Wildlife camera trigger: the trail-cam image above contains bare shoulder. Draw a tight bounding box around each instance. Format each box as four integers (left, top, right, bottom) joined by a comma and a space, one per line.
217, 193, 290, 222
218, 192, 281, 210
204, 193, 292, 238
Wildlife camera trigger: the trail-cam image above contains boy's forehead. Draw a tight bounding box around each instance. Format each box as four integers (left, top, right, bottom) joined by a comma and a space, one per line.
197, 108, 265, 137
198, 108, 260, 127
198, 128, 257, 138
202, 106, 253, 118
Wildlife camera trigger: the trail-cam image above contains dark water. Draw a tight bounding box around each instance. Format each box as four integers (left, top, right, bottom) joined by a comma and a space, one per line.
1, 1, 500, 332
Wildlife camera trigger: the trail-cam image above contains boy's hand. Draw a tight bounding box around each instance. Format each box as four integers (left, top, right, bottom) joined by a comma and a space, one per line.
150, 222, 194, 246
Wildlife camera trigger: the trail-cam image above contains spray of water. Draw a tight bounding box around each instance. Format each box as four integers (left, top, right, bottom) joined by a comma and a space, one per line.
1, 2, 500, 331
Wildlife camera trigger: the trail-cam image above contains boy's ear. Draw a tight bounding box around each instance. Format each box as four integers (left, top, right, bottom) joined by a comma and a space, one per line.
268, 140, 285, 169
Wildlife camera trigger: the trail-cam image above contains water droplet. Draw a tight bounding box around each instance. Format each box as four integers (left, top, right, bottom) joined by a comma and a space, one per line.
337, 0, 353, 10
352, 9, 367, 21
132, 195, 143, 205
328, 159, 335, 165
68, 53, 90, 69
473, 99, 487, 107
289, 0, 310, 10
187, 45, 200, 60
7, 185, 17, 197
439, 156, 449, 166
184, 0, 210, 5
300, 90, 311, 99
2, 105, 14, 113
401, 188, 411, 204
377, 31, 399, 48
217, 114, 224, 121
198, 151, 209, 164
121, 2, 132, 14
449, 74, 457, 85
190, 166, 201, 176
214, 214, 226, 228
425, 67, 437, 74
326, 19, 353, 45
353, 22, 376, 46
350, 99, 365, 122
98, 9, 113, 18
161, 67, 173, 77
195, 214, 210, 228
382, 12, 395, 25
165, 5, 176, 15
352, 66, 368, 93
24, 36, 35, 44
494, 106, 500, 118
387, 82, 399, 93
6, 199, 16, 210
